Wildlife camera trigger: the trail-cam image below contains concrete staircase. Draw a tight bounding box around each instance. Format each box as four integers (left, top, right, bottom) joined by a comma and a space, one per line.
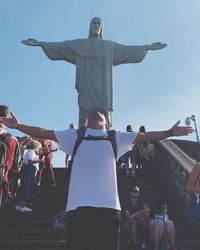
118, 172, 200, 250
0, 167, 200, 250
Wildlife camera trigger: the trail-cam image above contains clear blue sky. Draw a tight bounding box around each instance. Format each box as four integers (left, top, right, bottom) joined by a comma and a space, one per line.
1, 0, 200, 167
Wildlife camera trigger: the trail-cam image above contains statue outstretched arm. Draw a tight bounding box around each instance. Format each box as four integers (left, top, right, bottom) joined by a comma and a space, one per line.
113, 41, 167, 66
144, 42, 167, 50
21, 39, 41, 47
22, 39, 77, 63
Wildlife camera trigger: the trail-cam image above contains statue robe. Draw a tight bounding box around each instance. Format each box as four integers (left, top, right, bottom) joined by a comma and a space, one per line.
40, 39, 147, 126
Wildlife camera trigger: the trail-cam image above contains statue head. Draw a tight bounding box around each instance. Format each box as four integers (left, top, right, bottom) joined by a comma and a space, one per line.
88, 17, 103, 39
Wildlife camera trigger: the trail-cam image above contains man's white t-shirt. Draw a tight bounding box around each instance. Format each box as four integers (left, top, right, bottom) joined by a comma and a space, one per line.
55, 128, 137, 212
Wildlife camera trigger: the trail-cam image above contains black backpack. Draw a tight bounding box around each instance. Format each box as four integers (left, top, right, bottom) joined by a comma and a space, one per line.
0, 140, 7, 188
0, 133, 21, 186
67, 127, 117, 179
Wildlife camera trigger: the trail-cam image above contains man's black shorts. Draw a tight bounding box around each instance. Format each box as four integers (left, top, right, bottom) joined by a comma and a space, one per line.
66, 206, 121, 250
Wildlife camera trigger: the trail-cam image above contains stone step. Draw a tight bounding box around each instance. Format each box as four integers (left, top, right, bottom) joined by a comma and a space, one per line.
1, 226, 198, 241
1, 168, 200, 250
0, 239, 200, 250
0, 228, 64, 240
0, 240, 64, 250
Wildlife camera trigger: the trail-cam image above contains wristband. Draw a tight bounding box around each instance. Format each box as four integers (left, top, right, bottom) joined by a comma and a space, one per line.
164, 129, 174, 137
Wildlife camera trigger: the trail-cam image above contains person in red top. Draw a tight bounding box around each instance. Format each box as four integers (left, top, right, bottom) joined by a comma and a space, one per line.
37, 139, 57, 186
0, 105, 20, 208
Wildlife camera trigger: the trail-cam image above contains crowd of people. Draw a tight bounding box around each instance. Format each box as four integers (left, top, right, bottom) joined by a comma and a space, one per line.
0, 105, 58, 212
122, 184, 176, 250
117, 124, 155, 180
0, 104, 196, 250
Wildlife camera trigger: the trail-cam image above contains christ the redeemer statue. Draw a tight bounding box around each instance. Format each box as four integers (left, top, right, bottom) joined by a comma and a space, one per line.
22, 17, 167, 128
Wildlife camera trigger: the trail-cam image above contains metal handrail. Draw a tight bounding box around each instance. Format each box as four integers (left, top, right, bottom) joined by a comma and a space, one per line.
158, 139, 196, 175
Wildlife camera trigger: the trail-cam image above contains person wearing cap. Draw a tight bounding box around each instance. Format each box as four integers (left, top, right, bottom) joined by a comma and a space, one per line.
123, 185, 150, 249
0, 107, 193, 249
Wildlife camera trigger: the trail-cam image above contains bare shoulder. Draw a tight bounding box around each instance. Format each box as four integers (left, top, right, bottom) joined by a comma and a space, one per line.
191, 164, 200, 175
187, 164, 200, 184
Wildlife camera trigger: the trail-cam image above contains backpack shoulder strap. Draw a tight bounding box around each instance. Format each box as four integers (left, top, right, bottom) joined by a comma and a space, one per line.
70, 128, 117, 164
70, 127, 86, 165
11, 139, 21, 170
0, 141, 7, 168
107, 130, 117, 160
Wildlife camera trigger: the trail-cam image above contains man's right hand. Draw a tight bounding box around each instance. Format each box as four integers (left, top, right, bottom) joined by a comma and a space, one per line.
21, 39, 41, 46
0, 112, 19, 129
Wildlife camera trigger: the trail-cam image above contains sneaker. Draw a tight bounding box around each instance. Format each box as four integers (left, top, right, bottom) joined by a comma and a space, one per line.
141, 241, 146, 249
51, 181, 56, 186
15, 205, 22, 211
19, 206, 32, 212
126, 171, 130, 177
130, 169, 136, 177
37, 181, 41, 186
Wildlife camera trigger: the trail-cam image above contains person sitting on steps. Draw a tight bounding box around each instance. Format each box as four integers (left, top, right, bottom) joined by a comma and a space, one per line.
123, 184, 150, 249
149, 200, 176, 250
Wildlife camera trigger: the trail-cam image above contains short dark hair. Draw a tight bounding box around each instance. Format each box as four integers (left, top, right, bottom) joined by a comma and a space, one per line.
139, 126, 146, 133
87, 106, 109, 123
0, 105, 10, 117
126, 125, 132, 132
154, 199, 168, 213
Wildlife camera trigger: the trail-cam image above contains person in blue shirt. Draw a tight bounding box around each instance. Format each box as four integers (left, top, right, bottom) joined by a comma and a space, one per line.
149, 200, 176, 250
